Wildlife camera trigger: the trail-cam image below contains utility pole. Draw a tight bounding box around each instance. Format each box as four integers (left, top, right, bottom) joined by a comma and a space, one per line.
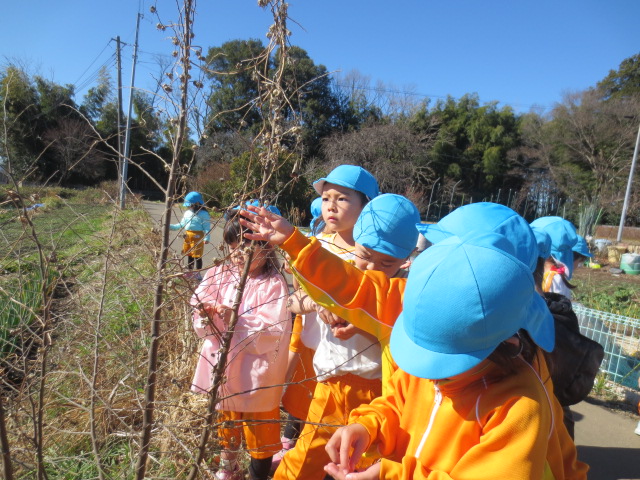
119, 13, 142, 209
617, 121, 640, 243
114, 36, 124, 189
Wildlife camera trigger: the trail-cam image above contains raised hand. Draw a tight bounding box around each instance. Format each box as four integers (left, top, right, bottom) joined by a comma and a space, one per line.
238, 205, 295, 246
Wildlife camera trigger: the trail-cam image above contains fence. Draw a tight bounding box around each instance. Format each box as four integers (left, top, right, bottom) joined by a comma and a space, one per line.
575, 303, 640, 390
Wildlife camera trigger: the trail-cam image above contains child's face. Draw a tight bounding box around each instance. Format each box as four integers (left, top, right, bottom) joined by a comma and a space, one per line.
228, 241, 271, 275
321, 183, 365, 234
353, 243, 407, 278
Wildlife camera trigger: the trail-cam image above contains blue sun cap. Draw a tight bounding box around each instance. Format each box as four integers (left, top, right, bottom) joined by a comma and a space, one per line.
530, 225, 552, 260
313, 165, 379, 200
415, 202, 539, 272
390, 232, 555, 380
309, 196, 323, 232
245, 199, 281, 216
573, 235, 593, 259
353, 194, 420, 259
183, 191, 204, 207
227, 200, 281, 219
529, 216, 579, 278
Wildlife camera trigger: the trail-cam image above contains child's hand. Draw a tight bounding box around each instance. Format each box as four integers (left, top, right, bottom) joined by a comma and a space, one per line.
195, 302, 213, 318
214, 305, 233, 323
324, 461, 381, 480
325, 424, 371, 478
331, 322, 358, 340
238, 205, 295, 246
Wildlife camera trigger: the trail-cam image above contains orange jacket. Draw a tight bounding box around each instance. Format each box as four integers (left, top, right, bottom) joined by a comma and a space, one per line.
351, 353, 588, 480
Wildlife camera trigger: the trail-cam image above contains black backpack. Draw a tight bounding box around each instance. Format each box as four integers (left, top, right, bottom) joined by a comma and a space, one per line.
542, 292, 605, 406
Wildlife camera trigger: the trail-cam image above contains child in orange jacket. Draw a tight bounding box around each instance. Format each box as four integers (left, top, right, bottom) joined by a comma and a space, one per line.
324, 233, 588, 480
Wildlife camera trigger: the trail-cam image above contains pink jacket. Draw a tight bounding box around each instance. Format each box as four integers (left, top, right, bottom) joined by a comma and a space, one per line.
190, 263, 290, 412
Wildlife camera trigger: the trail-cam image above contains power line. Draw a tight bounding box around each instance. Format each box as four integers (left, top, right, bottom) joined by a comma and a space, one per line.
72, 39, 115, 89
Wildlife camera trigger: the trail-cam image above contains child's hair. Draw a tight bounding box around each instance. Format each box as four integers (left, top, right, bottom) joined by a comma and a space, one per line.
222, 213, 280, 274
487, 330, 538, 378
352, 190, 369, 207
533, 257, 545, 290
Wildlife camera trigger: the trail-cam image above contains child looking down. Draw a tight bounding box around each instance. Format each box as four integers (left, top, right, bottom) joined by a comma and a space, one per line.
325, 233, 586, 480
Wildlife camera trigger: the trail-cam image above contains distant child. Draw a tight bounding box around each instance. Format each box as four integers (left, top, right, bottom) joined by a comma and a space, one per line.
530, 216, 583, 299
324, 233, 589, 480
309, 196, 324, 235
170, 191, 211, 280
190, 212, 290, 480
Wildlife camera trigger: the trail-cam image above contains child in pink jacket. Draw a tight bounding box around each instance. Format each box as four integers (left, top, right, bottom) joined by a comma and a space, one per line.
190, 212, 290, 480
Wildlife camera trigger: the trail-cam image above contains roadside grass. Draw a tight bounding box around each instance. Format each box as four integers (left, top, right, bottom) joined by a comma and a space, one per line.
0, 186, 179, 478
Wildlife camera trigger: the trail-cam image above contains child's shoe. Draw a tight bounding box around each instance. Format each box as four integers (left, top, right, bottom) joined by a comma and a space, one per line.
269, 437, 296, 474
214, 466, 242, 480
634, 420, 640, 436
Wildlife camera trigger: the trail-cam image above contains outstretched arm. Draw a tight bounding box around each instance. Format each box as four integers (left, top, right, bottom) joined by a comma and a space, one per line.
238, 205, 295, 246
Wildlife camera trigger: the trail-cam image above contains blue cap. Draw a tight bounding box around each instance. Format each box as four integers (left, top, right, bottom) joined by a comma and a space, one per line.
390, 232, 555, 380
229, 200, 281, 217
416, 202, 539, 273
530, 225, 552, 260
310, 197, 322, 219
183, 191, 204, 207
529, 216, 579, 278
353, 194, 420, 259
573, 235, 593, 259
313, 165, 379, 200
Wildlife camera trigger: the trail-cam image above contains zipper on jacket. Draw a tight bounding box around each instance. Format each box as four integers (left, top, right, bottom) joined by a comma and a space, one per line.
414, 383, 443, 458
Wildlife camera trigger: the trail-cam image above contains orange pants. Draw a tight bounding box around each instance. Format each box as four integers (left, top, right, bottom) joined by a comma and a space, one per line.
274, 373, 382, 480
217, 407, 281, 460
182, 230, 205, 258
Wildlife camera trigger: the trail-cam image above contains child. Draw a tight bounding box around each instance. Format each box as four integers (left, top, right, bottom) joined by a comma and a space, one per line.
170, 191, 211, 280
324, 233, 589, 480
530, 216, 580, 299
274, 164, 382, 480
309, 196, 323, 235
530, 226, 604, 439
190, 212, 290, 480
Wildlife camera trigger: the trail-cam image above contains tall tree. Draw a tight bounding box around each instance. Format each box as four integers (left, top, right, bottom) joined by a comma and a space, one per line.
204, 38, 269, 134
535, 89, 639, 217
596, 53, 640, 100
411, 94, 522, 200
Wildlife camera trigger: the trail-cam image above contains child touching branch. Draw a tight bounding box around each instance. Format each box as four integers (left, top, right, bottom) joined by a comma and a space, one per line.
190, 213, 290, 480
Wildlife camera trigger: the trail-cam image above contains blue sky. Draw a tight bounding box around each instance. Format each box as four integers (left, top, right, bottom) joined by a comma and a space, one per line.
2, 0, 638, 114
